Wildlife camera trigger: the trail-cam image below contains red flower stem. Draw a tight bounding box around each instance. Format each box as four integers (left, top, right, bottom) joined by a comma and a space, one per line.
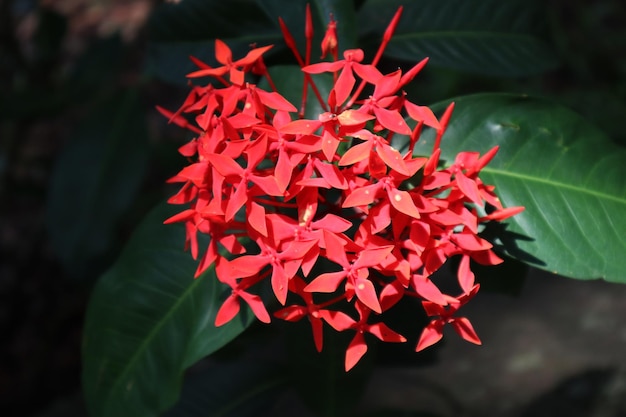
317, 293, 348, 309
344, 7, 403, 110
407, 121, 424, 157
385, 130, 395, 144
278, 17, 328, 113
253, 197, 298, 208
239, 268, 271, 291
260, 60, 278, 92
433, 102, 454, 152
299, 4, 314, 117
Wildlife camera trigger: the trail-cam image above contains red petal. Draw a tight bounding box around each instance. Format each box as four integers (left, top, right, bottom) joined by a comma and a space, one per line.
354, 245, 394, 269
457, 255, 475, 294
313, 214, 352, 233
415, 320, 444, 351
373, 107, 411, 135
471, 249, 504, 266
228, 255, 267, 277
323, 230, 349, 267
333, 66, 356, 105
336, 109, 375, 126
456, 171, 483, 206
304, 271, 346, 293
319, 309, 356, 331
207, 154, 243, 177
195, 241, 218, 278
451, 233, 492, 252
354, 278, 381, 313
225, 183, 247, 222
274, 305, 306, 321
321, 130, 341, 161
215, 294, 240, 326
214, 39, 232, 65
314, 160, 348, 189
404, 101, 440, 130
178, 163, 210, 188
255, 88, 297, 112
339, 141, 372, 166
352, 62, 383, 84
248, 201, 267, 237
275, 148, 293, 193
379, 281, 404, 311
411, 275, 447, 305
451, 317, 482, 345
271, 265, 289, 305
251, 175, 282, 196
377, 144, 410, 176
236, 44, 273, 66
310, 317, 324, 352
345, 332, 368, 371
302, 61, 344, 73
480, 206, 525, 221
387, 188, 421, 219
342, 183, 379, 208
399, 57, 428, 88
373, 70, 401, 98
367, 322, 406, 343
238, 291, 271, 323
280, 239, 318, 261
163, 209, 195, 224
279, 119, 322, 135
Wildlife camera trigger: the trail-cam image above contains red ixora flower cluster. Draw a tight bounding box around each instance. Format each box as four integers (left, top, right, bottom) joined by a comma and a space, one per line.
159, 6, 524, 371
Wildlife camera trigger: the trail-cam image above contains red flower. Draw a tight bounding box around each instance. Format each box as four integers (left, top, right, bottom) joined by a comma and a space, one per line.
416, 284, 482, 352
159, 5, 524, 371
187, 40, 273, 85
322, 301, 406, 371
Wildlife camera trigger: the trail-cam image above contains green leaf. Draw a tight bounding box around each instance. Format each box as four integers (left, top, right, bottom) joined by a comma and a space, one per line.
46, 90, 148, 276
358, 0, 557, 77
148, 0, 275, 42
82, 202, 255, 417
163, 360, 288, 417
411, 94, 626, 282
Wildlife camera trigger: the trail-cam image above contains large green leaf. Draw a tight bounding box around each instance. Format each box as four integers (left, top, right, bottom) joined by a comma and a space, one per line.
163, 360, 288, 417
409, 94, 626, 282
358, 0, 557, 77
82, 202, 255, 417
46, 89, 148, 276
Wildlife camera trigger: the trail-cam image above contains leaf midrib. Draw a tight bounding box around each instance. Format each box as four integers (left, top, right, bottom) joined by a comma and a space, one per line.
481, 166, 626, 205
101, 259, 210, 415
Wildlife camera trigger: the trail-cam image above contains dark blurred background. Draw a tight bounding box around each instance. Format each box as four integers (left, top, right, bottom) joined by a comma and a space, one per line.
1, 0, 625, 416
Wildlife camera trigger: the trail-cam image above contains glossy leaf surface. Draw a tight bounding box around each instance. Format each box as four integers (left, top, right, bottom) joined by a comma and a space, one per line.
408, 94, 626, 282
358, 0, 557, 76
82, 203, 254, 417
